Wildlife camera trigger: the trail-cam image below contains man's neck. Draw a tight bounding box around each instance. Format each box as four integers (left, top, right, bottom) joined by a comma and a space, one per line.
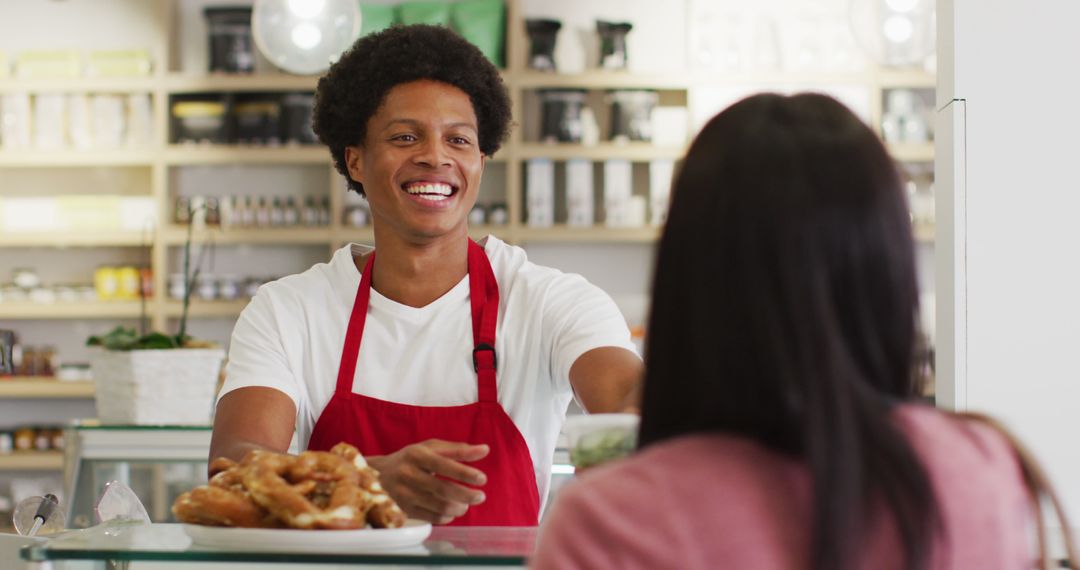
358, 225, 471, 308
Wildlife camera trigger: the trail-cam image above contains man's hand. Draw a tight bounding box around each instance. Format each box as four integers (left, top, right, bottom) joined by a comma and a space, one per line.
367, 439, 489, 525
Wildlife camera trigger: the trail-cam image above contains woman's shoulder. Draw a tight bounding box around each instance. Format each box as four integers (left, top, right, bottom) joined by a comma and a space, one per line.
894, 404, 1024, 476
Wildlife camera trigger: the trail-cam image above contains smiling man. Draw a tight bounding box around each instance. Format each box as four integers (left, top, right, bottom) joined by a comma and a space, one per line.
209, 25, 643, 527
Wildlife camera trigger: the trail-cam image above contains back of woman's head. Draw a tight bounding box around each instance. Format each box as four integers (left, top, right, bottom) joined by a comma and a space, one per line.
639, 93, 936, 570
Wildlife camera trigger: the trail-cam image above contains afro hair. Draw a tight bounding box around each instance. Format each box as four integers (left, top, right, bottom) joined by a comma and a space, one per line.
313, 24, 512, 195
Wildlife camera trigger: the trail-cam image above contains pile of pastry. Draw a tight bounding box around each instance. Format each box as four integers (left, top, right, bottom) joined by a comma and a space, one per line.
173, 442, 406, 529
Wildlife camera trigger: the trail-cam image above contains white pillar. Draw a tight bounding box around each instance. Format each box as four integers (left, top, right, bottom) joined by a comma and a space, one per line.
936, 0, 1080, 537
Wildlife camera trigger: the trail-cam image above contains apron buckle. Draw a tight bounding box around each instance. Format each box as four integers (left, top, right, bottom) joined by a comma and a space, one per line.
473, 343, 497, 372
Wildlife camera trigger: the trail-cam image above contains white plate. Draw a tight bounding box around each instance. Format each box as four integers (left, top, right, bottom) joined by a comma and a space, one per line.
183, 519, 432, 553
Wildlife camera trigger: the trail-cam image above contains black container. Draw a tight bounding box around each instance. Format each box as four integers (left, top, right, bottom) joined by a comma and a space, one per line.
608, 90, 657, 142
281, 93, 318, 144
539, 89, 587, 143
234, 99, 281, 145
204, 7, 255, 73
526, 19, 561, 71
597, 20, 633, 70
171, 97, 228, 144
0, 329, 13, 375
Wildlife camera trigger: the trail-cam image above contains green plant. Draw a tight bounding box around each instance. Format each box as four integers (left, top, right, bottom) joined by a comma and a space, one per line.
87, 204, 216, 350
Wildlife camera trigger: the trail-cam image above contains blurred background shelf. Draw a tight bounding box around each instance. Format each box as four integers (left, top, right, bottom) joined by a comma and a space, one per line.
0, 378, 94, 399
0, 301, 145, 319
516, 226, 662, 244
160, 225, 333, 245
517, 142, 686, 161
0, 452, 64, 471
163, 146, 327, 165
0, 150, 156, 167
163, 72, 318, 93
0, 231, 149, 248
163, 300, 248, 318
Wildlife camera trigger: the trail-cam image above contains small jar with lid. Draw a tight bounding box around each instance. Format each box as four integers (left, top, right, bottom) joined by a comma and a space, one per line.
12, 268, 40, 290
173, 100, 227, 144
169, 273, 187, 300
196, 275, 218, 300
13, 427, 35, 451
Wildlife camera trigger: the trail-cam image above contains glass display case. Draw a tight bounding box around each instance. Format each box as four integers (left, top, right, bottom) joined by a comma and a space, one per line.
62, 422, 575, 528
62, 423, 233, 529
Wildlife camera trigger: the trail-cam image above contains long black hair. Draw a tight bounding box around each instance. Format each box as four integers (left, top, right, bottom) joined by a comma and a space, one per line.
638, 93, 938, 570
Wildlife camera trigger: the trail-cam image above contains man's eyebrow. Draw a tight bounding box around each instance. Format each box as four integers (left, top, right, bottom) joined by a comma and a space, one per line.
382, 118, 477, 131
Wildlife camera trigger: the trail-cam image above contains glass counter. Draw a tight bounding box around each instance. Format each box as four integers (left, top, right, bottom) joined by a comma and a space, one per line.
21, 522, 535, 568
62, 422, 220, 529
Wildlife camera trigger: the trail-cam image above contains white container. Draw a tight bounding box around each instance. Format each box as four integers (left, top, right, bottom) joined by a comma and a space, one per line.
33, 93, 66, 150
565, 159, 594, 227
526, 158, 555, 228
603, 159, 633, 227
0, 93, 31, 149
90, 348, 225, 425
649, 159, 675, 225
561, 413, 639, 470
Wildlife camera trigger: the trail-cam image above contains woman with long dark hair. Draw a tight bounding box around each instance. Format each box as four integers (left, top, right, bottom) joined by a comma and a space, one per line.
532, 93, 1074, 570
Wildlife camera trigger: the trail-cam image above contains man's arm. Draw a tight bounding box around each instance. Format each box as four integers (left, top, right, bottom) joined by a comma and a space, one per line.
208, 387, 297, 467
569, 346, 643, 413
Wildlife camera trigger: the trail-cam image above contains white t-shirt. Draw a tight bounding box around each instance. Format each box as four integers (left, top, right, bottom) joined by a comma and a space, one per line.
221, 236, 638, 507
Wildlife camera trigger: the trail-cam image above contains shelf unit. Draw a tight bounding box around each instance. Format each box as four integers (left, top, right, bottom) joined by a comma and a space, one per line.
0, 452, 65, 471
0, 0, 937, 336
0, 379, 95, 399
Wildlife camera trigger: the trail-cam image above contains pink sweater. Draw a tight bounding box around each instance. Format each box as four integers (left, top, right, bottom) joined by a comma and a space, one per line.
532, 405, 1032, 569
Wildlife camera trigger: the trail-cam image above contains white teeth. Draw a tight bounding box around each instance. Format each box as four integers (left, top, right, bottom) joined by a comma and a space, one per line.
405, 183, 453, 196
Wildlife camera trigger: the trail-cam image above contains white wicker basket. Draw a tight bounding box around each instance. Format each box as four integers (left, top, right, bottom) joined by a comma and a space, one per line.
89, 348, 225, 425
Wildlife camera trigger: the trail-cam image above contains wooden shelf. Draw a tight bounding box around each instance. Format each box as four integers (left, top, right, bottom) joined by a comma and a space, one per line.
0, 451, 64, 471
160, 225, 333, 245
0, 76, 157, 93
516, 226, 661, 243
0, 150, 156, 167
874, 69, 937, 89
512, 69, 936, 90
888, 142, 935, 163
335, 227, 375, 244
164, 73, 318, 93
517, 142, 685, 161
163, 300, 249, 318
0, 301, 144, 319
164, 145, 327, 165
0, 230, 148, 247
512, 71, 692, 90
0, 378, 94, 398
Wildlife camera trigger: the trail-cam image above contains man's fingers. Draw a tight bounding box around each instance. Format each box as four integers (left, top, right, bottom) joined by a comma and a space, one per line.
412, 445, 488, 486
423, 439, 491, 462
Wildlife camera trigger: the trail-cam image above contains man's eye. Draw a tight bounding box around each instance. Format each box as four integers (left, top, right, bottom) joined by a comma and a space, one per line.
393, 134, 417, 142
450, 136, 471, 145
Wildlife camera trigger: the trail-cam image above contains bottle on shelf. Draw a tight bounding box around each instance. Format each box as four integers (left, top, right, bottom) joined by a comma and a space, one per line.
284, 197, 300, 226
255, 197, 271, 227
302, 196, 319, 226
270, 197, 285, 226
241, 196, 256, 227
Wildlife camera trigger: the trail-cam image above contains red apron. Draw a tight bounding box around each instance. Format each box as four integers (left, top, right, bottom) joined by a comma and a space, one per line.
307, 239, 540, 526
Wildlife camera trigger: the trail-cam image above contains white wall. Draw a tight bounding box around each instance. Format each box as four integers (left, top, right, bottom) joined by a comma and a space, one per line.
937, 0, 1080, 531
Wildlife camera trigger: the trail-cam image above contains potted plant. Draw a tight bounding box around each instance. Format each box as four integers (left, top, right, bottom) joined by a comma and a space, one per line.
86, 214, 225, 425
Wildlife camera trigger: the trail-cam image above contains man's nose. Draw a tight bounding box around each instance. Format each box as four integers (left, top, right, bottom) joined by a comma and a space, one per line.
413, 138, 451, 167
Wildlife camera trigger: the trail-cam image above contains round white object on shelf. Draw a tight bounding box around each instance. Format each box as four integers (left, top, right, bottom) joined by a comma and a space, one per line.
252, 0, 361, 75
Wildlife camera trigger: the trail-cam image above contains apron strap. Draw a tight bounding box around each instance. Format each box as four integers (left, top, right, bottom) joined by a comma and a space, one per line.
468, 240, 500, 404
335, 251, 377, 395
336, 241, 501, 403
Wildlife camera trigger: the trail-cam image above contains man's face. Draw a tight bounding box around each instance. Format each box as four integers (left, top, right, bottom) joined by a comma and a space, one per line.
345, 80, 485, 241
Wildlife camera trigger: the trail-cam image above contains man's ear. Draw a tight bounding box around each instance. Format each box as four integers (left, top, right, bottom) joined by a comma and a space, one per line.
344, 146, 364, 185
